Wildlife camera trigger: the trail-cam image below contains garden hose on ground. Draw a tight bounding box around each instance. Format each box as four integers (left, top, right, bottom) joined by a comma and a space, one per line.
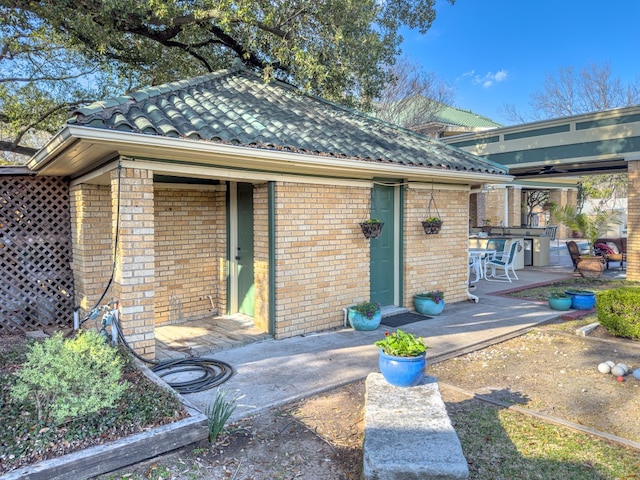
112, 312, 234, 394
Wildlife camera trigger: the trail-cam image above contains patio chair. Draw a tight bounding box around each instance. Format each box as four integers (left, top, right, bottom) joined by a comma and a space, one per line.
565, 241, 582, 272
484, 240, 521, 282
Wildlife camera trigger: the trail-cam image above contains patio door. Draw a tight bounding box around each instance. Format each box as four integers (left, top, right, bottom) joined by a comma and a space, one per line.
370, 183, 398, 306
229, 182, 255, 316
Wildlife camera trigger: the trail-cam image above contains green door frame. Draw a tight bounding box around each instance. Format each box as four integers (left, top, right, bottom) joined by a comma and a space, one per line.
369, 181, 404, 307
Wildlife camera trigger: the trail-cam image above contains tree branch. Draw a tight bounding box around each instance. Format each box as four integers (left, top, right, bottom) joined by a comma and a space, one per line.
0, 140, 38, 157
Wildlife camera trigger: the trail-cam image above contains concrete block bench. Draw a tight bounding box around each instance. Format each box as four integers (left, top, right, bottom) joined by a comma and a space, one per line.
363, 373, 469, 480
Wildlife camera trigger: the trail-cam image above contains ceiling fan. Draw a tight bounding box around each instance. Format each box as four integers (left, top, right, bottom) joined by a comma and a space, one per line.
537, 165, 569, 175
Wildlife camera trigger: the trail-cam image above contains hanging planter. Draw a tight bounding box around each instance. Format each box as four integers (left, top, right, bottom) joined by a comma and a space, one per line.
421, 217, 443, 235
422, 187, 442, 235
360, 219, 384, 239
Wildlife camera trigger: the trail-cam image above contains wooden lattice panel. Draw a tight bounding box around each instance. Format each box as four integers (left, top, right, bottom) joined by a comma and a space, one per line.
0, 175, 74, 332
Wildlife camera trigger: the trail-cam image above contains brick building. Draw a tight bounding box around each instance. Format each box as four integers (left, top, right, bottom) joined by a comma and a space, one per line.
27, 65, 510, 358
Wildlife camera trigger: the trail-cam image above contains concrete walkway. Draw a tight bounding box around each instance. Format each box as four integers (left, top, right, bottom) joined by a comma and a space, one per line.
180, 265, 583, 420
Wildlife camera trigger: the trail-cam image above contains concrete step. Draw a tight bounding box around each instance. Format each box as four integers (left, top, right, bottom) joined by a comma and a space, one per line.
380, 305, 409, 318
363, 373, 469, 480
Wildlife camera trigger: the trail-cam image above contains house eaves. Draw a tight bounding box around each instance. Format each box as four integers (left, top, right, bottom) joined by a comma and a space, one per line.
29, 125, 512, 185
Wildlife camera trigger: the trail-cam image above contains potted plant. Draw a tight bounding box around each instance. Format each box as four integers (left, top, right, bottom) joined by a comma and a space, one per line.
347, 301, 382, 330
413, 290, 445, 315
374, 329, 430, 387
564, 289, 596, 310
421, 216, 443, 235
548, 290, 572, 311
551, 205, 621, 278
359, 219, 384, 239
481, 219, 492, 234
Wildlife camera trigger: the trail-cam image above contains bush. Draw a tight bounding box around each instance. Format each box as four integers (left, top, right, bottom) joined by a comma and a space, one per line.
596, 288, 640, 340
10, 330, 128, 425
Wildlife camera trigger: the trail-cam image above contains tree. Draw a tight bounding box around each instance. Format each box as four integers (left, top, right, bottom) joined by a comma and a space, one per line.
523, 190, 550, 227
501, 62, 640, 121
1, 0, 451, 162
370, 57, 454, 132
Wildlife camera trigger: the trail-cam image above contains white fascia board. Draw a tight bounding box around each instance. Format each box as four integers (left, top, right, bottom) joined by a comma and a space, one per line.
33, 125, 513, 185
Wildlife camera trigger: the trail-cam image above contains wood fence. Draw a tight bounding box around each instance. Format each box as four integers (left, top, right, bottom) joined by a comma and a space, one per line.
1, 173, 74, 332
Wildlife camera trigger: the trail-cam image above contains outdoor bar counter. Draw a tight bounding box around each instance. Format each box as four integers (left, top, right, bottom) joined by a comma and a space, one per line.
469, 228, 551, 268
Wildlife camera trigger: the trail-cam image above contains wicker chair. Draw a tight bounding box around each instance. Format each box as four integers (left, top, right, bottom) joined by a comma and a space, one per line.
565, 241, 583, 272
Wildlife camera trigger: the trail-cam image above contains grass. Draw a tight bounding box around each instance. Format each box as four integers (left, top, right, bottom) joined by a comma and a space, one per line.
0, 335, 188, 475
505, 278, 639, 302
448, 397, 640, 479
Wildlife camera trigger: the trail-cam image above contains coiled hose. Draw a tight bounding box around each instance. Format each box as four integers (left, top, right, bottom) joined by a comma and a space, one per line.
113, 314, 234, 394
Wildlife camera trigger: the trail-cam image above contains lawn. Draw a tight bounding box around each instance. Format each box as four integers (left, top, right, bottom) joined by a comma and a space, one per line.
504, 277, 639, 302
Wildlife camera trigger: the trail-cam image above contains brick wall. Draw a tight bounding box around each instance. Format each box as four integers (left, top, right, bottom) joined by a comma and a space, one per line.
253, 183, 270, 331
404, 186, 469, 306
154, 186, 224, 326
111, 167, 155, 358
272, 182, 370, 338
69, 183, 113, 313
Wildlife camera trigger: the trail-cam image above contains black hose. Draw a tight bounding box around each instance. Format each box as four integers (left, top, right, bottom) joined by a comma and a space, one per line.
113, 315, 234, 394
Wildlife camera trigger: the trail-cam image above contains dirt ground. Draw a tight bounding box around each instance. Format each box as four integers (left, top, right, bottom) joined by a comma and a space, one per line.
98, 321, 640, 480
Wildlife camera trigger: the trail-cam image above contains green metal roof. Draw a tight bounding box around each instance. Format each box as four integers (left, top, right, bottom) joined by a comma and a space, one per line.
69, 66, 508, 176
434, 105, 502, 129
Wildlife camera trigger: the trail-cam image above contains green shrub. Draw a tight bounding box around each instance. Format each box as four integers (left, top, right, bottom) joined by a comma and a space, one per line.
10, 330, 128, 425
596, 288, 640, 340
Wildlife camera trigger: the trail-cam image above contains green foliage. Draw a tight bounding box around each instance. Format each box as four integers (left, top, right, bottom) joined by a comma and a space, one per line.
1, 0, 449, 160
350, 301, 381, 319
551, 204, 621, 249
10, 330, 128, 425
415, 290, 444, 303
375, 328, 428, 357
205, 388, 241, 443
596, 288, 640, 340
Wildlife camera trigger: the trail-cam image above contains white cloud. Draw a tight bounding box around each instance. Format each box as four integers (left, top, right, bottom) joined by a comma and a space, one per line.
469, 69, 509, 88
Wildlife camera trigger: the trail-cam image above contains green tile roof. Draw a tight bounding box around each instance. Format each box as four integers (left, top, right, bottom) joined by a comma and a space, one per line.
69, 66, 508, 176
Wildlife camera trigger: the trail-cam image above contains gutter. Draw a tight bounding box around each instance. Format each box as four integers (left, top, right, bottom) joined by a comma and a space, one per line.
29, 125, 514, 184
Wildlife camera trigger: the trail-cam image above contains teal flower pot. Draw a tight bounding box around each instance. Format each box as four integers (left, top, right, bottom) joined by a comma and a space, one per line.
347, 308, 381, 330
548, 296, 572, 311
378, 350, 426, 387
414, 295, 445, 315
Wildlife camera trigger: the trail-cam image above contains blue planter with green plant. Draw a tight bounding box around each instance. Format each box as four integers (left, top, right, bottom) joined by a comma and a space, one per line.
374, 329, 429, 387
348, 301, 381, 330
414, 290, 445, 315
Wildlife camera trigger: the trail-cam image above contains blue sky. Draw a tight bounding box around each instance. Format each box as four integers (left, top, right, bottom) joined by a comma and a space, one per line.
399, 0, 640, 125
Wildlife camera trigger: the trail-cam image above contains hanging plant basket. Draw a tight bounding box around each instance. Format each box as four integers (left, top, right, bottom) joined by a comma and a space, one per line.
422, 188, 442, 235
421, 218, 443, 235
360, 221, 384, 239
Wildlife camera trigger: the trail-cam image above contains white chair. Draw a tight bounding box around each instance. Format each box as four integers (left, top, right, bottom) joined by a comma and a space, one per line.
484, 240, 521, 282
468, 252, 483, 283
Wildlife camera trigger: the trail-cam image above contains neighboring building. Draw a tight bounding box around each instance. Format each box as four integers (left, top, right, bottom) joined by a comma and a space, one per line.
414, 103, 502, 139
26, 65, 511, 357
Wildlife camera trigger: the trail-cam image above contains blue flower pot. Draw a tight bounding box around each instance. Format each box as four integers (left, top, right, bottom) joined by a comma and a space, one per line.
564, 290, 596, 310
378, 350, 426, 387
347, 308, 381, 330
548, 296, 572, 311
413, 295, 445, 315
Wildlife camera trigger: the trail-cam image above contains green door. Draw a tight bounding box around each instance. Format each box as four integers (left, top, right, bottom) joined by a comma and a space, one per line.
370, 183, 395, 306
237, 183, 255, 316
